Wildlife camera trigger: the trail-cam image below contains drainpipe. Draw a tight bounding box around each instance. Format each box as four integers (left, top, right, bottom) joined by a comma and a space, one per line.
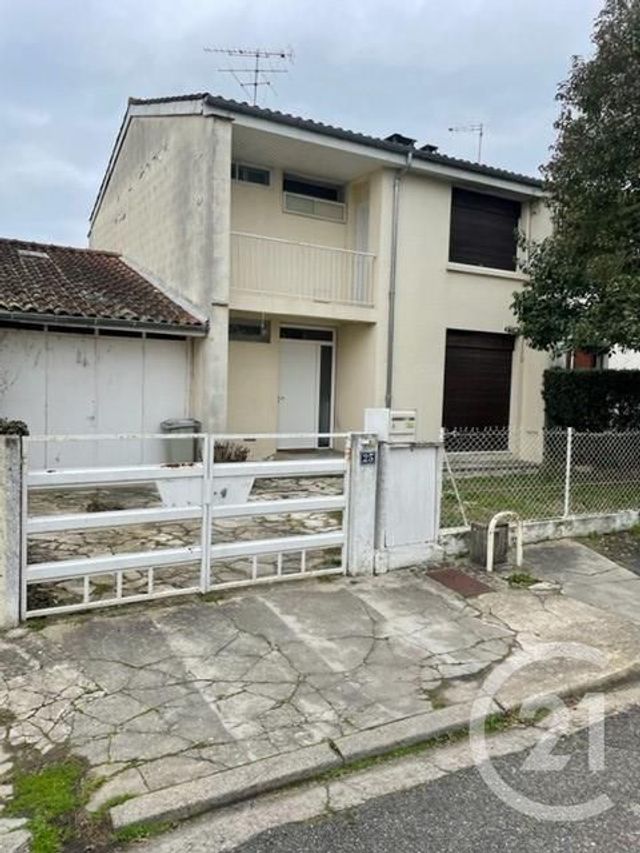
385, 149, 413, 409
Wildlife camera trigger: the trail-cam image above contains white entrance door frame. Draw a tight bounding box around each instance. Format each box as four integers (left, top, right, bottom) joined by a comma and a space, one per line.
277, 325, 336, 450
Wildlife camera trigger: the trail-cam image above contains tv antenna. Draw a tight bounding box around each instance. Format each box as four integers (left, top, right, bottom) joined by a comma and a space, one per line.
203, 46, 294, 105
448, 123, 485, 163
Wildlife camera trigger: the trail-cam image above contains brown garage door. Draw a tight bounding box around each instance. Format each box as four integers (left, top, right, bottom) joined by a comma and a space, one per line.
442, 330, 514, 431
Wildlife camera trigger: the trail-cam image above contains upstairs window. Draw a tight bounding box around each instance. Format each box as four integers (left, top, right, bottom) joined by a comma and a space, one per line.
449, 188, 521, 271
283, 173, 346, 222
231, 162, 270, 186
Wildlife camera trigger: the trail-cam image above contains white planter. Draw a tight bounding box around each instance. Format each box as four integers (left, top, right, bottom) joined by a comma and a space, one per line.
157, 475, 254, 508
211, 475, 255, 506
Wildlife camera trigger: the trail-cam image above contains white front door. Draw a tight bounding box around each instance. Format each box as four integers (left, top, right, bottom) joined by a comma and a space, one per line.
277, 340, 320, 449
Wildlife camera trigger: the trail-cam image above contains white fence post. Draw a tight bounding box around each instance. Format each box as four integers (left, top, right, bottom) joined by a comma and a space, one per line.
200, 434, 213, 594
0, 436, 23, 627
345, 433, 378, 576
563, 427, 574, 519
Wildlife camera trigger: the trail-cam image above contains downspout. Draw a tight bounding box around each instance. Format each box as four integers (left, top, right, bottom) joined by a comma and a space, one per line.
385, 149, 413, 409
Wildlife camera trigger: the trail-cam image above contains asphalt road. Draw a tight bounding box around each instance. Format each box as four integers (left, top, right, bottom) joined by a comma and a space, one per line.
230, 707, 640, 852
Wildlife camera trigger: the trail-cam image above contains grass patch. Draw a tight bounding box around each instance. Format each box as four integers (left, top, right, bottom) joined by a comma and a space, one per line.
483, 711, 516, 733
506, 571, 539, 588
113, 820, 173, 843
442, 466, 640, 526
3, 750, 142, 852
25, 617, 48, 632
89, 792, 136, 821
486, 706, 552, 731
320, 727, 470, 784
7, 758, 87, 852
319, 705, 556, 788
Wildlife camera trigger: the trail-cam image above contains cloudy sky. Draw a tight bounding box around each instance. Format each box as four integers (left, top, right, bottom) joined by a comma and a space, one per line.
1, 0, 603, 246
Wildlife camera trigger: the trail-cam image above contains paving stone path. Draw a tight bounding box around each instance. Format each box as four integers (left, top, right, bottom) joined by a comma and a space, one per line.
26, 477, 344, 611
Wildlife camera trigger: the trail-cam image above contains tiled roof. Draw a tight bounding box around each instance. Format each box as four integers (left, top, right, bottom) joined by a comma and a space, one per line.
0, 238, 206, 333
129, 92, 543, 189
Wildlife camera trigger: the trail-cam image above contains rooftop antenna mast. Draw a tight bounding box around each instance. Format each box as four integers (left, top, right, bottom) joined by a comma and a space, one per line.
203, 46, 294, 105
448, 123, 485, 163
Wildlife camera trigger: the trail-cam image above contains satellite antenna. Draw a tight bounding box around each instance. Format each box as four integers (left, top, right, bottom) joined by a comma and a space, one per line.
203, 46, 294, 105
448, 123, 485, 163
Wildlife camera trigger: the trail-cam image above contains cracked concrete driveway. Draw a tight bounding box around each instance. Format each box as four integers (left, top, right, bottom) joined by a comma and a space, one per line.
0, 570, 513, 811
4, 550, 640, 836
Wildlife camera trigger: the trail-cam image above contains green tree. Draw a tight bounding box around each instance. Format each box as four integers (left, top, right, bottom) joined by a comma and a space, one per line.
512, 0, 640, 356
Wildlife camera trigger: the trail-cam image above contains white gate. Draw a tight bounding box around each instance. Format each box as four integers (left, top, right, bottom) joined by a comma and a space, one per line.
22, 433, 351, 618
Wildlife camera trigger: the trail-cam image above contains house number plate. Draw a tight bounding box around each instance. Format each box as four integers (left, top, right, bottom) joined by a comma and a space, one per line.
360, 450, 377, 465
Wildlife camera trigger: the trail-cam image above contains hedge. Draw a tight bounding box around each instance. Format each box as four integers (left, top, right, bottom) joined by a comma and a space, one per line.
0, 418, 29, 436
543, 368, 640, 431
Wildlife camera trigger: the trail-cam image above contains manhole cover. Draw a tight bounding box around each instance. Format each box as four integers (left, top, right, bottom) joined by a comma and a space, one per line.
428, 568, 492, 597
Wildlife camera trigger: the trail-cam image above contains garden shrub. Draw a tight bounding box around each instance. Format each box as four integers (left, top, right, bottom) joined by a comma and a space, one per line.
543, 368, 640, 431
0, 418, 29, 436
214, 441, 250, 463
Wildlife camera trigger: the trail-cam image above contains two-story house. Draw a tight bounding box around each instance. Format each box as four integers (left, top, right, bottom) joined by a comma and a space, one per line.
89, 93, 552, 451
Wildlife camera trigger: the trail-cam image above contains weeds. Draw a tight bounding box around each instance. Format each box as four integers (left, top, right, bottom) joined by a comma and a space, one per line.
113, 820, 173, 843
6, 758, 88, 853
506, 571, 539, 588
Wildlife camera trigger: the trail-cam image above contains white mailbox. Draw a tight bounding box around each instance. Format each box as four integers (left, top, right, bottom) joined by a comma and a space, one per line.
364, 408, 417, 443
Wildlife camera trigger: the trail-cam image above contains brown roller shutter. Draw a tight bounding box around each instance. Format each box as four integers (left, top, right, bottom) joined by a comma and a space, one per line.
449, 188, 521, 271
442, 329, 515, 430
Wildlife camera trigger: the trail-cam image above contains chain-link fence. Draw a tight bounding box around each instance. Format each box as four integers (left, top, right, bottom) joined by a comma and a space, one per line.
441, 427, 640, 528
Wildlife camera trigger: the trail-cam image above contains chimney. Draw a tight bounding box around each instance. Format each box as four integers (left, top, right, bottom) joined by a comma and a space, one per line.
384, 133, 416, 147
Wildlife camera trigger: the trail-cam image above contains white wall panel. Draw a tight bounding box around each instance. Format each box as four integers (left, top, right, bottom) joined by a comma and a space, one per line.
46, 333, 98, 468
0, 329, 191, 468
0, 330, 47, 468
96, 336, 145, 466
142, 338, 190, 463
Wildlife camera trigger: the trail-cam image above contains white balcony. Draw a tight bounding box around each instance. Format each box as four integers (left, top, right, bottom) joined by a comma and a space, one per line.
230, 231, 375, 316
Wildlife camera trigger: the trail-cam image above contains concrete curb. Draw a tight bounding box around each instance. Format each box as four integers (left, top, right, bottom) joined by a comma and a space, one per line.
495, 660, 640, 715
110, 664, 640, 831
331, 700, 500, 764
110, 701, 496, 830
110, 742, 341, 830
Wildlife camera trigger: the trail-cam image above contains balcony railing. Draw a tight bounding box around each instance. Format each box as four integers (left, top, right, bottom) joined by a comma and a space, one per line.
230, 231, 375, 308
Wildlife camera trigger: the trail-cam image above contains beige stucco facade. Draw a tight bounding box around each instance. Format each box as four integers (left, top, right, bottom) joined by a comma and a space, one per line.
90, 96, 553, 451
90, 110, 232, 430
225, 167, 550, 446
389, 172, 550, 440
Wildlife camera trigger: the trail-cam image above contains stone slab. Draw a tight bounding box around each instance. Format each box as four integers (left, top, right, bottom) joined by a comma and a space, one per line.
0, 830, 31, 853
110, 741, 340, 829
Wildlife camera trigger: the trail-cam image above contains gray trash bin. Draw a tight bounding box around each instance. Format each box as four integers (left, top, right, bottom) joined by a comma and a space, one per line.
160, 417, 202, 464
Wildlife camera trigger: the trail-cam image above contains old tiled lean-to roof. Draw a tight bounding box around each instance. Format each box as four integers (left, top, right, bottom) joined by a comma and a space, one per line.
0, 238, 206, 334
128, 92, 543, 190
